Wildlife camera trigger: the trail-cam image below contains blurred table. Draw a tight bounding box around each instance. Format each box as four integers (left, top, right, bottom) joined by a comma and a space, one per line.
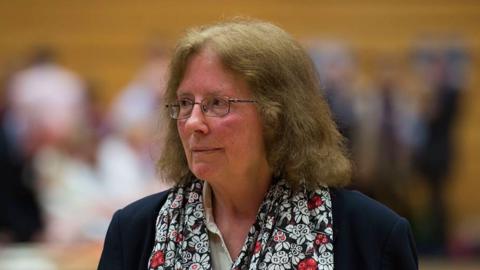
0, 243, 479, 270
0, 243, 102, 270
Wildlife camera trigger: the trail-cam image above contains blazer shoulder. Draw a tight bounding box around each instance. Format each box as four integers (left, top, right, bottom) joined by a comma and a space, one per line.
118, 189, 171, 222
331, 188, 418, 269
98, 190, 172, 270
331, 188, 402, 226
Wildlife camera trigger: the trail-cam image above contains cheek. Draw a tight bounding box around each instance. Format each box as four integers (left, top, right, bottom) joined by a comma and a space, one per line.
223, 116, 264, 154
214, 119, 237, 144
177, 122, 185, 140
177, 120, 189, 138
177, 122, 189, 151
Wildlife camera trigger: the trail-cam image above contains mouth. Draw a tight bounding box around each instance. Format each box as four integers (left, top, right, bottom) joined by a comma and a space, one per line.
191, 147, 222, 153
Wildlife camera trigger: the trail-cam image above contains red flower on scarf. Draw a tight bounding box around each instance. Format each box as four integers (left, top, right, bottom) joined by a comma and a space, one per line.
307, 195, 323, 210
297, 258, 317, 270
176, 233, 184, 242
254, 241, 262, 253
315, 233, 329, 245
150, 251, 165, 268
273, 231, 286, 242
171, 230, 184, 243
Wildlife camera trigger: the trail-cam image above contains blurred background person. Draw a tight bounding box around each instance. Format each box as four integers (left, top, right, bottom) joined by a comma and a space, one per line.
0, 58, 44, 243
412, 40, 468, 255
308, 41, 360, 149
357, 56, 427, 228
98, 37, 170, 210
4, 46, 98, 243
7, 47, 87, 158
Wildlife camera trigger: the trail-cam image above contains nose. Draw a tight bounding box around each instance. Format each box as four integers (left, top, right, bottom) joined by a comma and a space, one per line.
183, 103, 209, 134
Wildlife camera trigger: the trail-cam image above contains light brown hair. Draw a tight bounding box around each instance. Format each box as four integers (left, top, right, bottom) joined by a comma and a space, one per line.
158, 18, 351, 188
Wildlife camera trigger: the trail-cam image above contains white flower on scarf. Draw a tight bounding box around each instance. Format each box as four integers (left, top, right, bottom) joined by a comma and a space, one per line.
290, 243, 303, 256
188, 191, 199, 203
288, 243, 306, 265
293, 200, 310, 224
165, 250, 175, 261
317, 251, 334, 270
285, 224, 312, 245
156, 225, 168, 242
190, 253, 210, 269
186, 214, 197, 227
265, 250, 291, 270
190, 234, 209, 253
182, 250, 192, 261
193, 203, 203, 218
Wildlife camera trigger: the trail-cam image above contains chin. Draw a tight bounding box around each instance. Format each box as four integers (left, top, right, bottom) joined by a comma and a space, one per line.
190, 165, 217, 181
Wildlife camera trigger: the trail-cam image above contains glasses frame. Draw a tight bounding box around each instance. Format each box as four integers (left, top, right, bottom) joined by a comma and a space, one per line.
166, 96, 256, 120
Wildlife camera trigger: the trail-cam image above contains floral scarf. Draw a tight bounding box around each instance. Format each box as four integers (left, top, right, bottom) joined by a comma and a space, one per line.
148, 178, 334, 270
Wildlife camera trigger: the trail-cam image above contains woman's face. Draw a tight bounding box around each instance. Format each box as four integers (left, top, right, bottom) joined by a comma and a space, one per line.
176, 47, 270, 183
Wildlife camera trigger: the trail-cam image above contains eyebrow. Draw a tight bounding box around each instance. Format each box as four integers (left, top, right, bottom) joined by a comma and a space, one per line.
176, 89, 226, 98
176, 92, 193, 98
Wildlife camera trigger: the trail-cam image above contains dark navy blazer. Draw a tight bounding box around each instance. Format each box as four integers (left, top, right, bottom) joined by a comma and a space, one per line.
98, 188, 418, 269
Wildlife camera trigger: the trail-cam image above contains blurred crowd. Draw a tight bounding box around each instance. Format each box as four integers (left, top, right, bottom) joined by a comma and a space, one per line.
0, 44, 169, 246
0, 38, 474, 258
307, 38, 469, 257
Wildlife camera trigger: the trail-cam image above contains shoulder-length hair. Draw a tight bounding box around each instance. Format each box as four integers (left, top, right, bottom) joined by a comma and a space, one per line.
158, 18, 351, 188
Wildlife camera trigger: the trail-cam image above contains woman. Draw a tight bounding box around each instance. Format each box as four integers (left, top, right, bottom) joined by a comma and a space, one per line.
98, 19, 418, 270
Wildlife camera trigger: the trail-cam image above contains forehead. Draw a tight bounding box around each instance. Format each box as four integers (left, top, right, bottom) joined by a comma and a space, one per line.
176, 47, 252, 98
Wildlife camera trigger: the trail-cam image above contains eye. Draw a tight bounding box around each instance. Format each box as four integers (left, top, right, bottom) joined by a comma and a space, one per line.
178, 98, 193, 108
209, 96, 228, 108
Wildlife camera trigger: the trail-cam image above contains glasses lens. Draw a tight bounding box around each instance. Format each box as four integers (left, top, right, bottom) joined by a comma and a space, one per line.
168, 105, 177, 119
170, 98, 194, 119
203, 96, 229, 117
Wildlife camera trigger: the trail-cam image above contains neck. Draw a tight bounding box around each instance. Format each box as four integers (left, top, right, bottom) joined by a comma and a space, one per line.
205, 165, 272, 260
208, 168, 272, 221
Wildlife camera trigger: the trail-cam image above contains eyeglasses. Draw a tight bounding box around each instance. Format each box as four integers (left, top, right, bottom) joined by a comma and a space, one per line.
166, 95, 256, 119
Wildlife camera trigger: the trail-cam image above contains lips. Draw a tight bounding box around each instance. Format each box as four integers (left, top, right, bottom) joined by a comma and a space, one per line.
191, 147, 222, 153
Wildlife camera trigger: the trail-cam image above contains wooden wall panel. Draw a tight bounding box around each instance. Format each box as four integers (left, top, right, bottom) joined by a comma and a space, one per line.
0, 0, 479, 232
